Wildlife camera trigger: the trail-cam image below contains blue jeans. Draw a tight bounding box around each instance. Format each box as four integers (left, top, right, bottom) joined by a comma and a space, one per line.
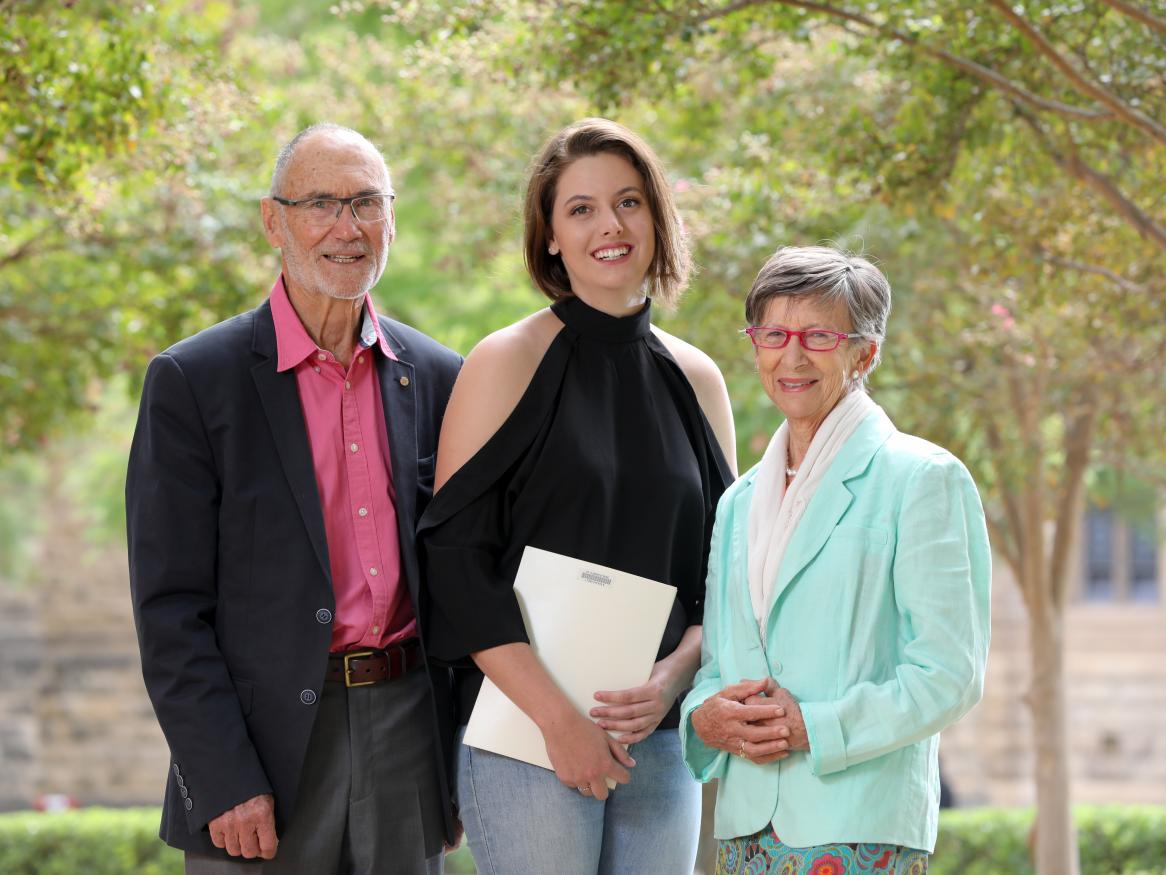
456, 726, 700, 874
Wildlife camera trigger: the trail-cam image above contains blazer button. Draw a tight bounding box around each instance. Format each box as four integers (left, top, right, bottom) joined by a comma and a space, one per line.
316, 608, 332, 624
300, 689, 317, 705
180, 786, 189, 799
172, 763, 181, 776
771, 660, 783, 675
184, 798, 193, 812
398, 376, 410, 387
176, 775, 185, 788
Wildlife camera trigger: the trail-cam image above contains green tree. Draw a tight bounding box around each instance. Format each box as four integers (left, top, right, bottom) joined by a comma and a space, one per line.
0, 0, 268, 451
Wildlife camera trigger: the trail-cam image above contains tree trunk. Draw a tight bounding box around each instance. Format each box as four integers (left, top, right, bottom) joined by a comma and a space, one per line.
1027, 597, 1080, 875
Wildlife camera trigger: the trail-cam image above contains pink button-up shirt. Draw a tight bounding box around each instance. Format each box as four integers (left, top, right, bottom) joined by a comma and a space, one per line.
270, 277, 415, 652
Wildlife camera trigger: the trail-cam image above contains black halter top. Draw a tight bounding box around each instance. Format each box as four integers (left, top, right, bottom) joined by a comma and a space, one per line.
419, 295, 732, 727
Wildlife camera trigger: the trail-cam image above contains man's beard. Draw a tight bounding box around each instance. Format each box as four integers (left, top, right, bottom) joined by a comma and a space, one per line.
284, 242, 388, 301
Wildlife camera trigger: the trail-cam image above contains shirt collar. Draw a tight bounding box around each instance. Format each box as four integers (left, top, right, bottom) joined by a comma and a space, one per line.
270, 275, 397, 372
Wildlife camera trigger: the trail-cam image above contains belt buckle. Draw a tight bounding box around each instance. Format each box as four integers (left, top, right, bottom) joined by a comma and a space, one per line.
342, 650, 378, 688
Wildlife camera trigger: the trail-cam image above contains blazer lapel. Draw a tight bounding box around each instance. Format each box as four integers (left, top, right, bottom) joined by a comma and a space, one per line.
728, 476, 769, 656
767, 410, 897, 609
376, 325, 420, 608
250, 302, 332, 584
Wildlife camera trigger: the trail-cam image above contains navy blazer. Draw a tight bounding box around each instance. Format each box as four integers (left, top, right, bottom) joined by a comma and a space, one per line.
127, 297, 462, 853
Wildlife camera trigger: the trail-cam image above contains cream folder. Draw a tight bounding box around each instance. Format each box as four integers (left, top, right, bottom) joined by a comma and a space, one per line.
463, 545, 677, 772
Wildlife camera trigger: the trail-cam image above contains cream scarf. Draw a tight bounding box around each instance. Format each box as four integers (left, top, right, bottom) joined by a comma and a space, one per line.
747, 389, 879, 631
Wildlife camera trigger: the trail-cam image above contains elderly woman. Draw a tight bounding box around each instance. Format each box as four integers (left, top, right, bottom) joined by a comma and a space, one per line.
419, 118, 735, 874
682, 246, 990, 874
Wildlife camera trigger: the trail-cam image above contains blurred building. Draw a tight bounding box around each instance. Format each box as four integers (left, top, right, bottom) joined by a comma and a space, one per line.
942, 503, 1166, 806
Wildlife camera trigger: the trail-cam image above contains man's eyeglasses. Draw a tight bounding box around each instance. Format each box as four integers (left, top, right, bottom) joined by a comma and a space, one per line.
742, 325, 860, 352
272, 193, 395, 227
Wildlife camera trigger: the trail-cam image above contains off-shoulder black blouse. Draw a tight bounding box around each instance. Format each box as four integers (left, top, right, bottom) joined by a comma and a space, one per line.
418, 295, 732, 729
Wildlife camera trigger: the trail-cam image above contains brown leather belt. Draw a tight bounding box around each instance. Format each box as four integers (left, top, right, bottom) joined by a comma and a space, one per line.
325, 639, 422, 687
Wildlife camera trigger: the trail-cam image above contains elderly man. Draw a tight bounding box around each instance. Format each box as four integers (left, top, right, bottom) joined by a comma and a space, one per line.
127, 124, 461, 874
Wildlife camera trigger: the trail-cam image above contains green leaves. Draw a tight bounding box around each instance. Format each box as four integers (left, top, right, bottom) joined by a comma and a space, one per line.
0, 0, 266, 451
3, 2, 164, 190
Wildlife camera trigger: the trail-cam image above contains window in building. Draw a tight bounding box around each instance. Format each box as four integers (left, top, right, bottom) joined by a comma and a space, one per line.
1085, 508, 1115, 601
1130, 523, 1159, 603
1081, 505, 1160, 603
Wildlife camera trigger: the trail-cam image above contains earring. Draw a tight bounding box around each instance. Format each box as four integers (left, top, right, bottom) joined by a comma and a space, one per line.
548, 243, 559, 256
851, 369, 861, 380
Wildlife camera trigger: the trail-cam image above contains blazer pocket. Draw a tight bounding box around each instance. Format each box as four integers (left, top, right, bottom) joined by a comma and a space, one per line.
830, 524, 890, 548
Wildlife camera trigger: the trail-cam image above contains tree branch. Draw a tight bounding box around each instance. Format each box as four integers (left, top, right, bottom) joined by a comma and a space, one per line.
694, 0, 1113, 121
985, 513, 1022, 582
987, 0, 1166, 145
1098, 0, 1166, 38
1002, 348, 1049, 609
1035, 250, 1150, 293
1016, 107, 1166, 251
685, 1, 1162, 251
984, 417, 1027, 588
1049, 401, 1095, 610
0, 238, 40, 268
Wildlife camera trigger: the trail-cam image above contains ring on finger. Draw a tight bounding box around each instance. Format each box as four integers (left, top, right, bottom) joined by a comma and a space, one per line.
577, 785, 590, 794
738, 739, 747, 757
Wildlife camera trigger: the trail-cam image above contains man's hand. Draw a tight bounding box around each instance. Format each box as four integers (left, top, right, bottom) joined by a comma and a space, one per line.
208, 793, 278, 860
444, 814, 465, 854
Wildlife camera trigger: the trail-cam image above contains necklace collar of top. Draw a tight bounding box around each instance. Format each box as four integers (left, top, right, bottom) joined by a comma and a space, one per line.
551, 294, 652, 343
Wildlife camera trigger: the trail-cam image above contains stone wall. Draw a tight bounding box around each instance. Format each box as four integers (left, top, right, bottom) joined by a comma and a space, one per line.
0, 583, 41, 810
0, 492, 168, 811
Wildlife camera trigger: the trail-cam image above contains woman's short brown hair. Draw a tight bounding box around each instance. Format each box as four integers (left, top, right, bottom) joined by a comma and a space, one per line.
523, 117, 692, 307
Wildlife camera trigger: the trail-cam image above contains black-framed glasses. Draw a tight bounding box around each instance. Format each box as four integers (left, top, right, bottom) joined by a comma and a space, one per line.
272, 193, 395, 227
742, 325, 860, 352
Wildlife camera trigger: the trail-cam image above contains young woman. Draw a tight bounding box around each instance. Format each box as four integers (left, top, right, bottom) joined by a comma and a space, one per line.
418, 118, 736, 874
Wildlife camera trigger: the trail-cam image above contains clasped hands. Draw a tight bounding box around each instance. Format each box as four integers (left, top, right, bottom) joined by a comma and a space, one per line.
691, 677, 809, 765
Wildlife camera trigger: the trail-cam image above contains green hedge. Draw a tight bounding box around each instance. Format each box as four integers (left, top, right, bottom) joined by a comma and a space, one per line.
0, 808, 475, 874
932, 806, 1166, 875
0, 805, 1162, 874
0, 809, 177, 875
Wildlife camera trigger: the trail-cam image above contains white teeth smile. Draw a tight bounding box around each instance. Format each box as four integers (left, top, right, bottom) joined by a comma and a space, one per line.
326, 255, 362, 263
594, 246, 630, 261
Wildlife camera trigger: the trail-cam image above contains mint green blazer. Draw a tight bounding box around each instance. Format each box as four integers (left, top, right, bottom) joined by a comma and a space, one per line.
680, 409, 991, 852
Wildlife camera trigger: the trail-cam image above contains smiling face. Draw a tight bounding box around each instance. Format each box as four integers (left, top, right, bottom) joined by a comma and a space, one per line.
548, 152, 656, 309
261, 131, 394, 302
754, 294, 876, 431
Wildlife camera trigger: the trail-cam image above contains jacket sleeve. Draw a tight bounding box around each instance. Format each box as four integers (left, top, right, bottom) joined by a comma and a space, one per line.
679, 496, 733, 783
799, 452, 992, 776
126, 353, 272, 832
419, 477, 531, 664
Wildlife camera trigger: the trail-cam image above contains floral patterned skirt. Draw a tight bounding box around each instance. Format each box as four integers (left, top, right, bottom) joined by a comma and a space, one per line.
716, 825, 928, 875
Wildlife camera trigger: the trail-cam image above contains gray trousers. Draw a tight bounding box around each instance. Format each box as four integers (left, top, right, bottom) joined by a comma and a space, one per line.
186, 665, 445, 875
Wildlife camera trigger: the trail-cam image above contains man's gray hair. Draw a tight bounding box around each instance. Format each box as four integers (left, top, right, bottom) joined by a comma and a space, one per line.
744, 245, 892, 377
269, 123, 392, 197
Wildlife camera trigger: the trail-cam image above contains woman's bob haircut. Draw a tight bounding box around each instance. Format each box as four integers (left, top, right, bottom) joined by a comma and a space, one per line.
523, 117, 692, 307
